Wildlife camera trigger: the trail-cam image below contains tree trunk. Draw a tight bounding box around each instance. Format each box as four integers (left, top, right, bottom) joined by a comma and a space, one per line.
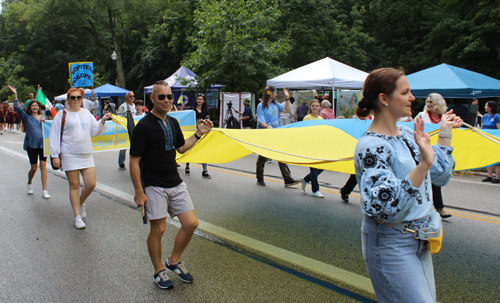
108, 6, 126, 88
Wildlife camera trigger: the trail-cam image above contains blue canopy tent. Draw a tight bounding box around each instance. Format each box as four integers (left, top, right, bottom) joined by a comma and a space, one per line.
84, 83, 129, 98
406, 63, 500, 98
144, 66, 224, 109
84, 84, 130, 117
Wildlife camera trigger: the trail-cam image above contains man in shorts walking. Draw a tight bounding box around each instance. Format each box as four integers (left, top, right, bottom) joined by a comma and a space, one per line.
129, 80, 213, 289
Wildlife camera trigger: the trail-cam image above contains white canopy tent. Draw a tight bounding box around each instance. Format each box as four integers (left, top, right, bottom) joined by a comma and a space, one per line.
266, 57, 368, 90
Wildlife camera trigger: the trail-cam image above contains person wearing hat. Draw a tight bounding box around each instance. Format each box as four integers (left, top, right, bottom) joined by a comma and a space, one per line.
103, 98, 116, 116
235, 98, 255, 129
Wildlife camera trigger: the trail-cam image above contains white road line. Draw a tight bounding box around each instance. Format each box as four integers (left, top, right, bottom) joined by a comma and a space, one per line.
0, 144, 375, 295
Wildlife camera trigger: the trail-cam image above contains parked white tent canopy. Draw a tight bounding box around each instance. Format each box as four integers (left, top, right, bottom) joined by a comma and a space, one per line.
266, 57, 368, 89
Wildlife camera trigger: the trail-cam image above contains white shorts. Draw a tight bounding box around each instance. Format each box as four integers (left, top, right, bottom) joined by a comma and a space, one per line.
60, 153, 95, 171
144, 182, 194, 220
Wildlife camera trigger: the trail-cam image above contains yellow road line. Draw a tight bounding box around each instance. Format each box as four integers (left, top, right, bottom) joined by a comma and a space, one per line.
447, 209, 500, 221
447, 213, 500, 225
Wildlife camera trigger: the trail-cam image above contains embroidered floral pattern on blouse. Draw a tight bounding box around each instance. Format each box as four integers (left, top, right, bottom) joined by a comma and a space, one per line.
402, 178, 422, 204
358, 145, 390, 171
438, 145, 453, 156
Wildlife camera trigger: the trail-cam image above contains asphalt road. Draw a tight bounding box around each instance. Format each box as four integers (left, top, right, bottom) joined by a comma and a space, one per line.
0, 130, 499, 302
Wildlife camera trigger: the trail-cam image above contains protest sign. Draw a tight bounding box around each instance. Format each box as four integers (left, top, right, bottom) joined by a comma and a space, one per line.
68, 62, 94, 87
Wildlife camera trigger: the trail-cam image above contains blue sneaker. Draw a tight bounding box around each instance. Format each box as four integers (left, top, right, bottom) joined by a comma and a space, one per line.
153, 270, 173, 289
166, 258, 193, 283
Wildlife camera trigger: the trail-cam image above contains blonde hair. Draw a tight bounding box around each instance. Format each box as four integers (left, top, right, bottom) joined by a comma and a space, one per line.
425, 93, 447, 115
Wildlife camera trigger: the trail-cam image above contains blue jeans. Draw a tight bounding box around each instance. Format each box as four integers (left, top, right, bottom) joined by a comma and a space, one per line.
185, 163, 208, 171
303, 168, 324, 192
361, 216, 436, 303
118, 149, 126, 166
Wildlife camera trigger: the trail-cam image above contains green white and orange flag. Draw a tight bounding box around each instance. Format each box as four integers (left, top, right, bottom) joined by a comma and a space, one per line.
35, 87, 57, 118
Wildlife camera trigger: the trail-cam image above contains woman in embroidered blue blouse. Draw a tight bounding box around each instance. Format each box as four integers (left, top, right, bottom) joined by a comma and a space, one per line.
353, 69, 462, 303
8, 85, 50, 199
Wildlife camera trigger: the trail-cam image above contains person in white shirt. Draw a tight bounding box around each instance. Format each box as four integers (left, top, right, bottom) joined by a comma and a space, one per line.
49, 87, 111, 229
116, 91, 137, 169
133, 99, 146, 117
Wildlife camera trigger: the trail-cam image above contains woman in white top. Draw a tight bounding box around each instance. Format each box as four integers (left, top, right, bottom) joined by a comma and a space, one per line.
49, 87, 111, 229
415, 93, 452, 218
415, 93, 447, 123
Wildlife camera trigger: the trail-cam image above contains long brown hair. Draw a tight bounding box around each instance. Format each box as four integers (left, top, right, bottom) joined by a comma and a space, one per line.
22, 100, 43, 133
261, 85, 275, 109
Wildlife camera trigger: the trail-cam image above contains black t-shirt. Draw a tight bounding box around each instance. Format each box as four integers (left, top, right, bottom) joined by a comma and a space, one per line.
130, 112, 185, 188
195, 108, 210, 122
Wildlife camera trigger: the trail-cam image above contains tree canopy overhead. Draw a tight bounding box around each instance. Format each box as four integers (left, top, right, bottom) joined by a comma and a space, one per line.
1, 0, 500, 104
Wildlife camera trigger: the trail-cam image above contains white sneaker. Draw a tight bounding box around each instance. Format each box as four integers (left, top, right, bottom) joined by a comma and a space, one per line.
300, 178, 307, 192
42, 190, 50, 199
27, 184, 34, 195
17, 130, 20, 134
80, 204, 86, 219
75, 215, 86, 229
312, 191, 324, 198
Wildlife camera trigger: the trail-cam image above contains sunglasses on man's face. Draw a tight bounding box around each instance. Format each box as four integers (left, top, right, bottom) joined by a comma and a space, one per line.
69, 95, 83, 100
157, 94, 174, 101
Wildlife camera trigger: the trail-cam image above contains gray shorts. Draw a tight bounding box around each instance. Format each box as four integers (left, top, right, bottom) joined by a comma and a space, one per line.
144, 182, 194, 220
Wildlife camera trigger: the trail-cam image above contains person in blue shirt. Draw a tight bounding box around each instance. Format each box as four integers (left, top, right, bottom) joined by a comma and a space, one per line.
54, 99, 65, 112
481, 101, 500, 183
8, 85, 51, 199
353, 69, 462, 302
255, 86, 299, 187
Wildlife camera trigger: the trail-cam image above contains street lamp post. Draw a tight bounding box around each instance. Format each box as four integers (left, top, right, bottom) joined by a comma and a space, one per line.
111, 51, 117, 86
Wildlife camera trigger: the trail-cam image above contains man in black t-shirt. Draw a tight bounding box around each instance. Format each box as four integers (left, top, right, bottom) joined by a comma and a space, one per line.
129, 80, 213, 289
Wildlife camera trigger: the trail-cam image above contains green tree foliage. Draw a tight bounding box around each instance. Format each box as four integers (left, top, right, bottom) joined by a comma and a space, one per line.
278, 0, 372, 71
184, 0, 290, 92
2, 0, 500, 105
0, 0, 165, 97
0, 57, 32, 100
128, 0, 198, 93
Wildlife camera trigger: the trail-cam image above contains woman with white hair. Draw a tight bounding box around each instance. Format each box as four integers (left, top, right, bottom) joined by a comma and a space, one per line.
320, 100, 335, 119
416, 93, 452, 218
416, 93, 447, 123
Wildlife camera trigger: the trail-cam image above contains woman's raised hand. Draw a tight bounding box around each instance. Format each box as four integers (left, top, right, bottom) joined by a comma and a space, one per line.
283, 87, 290, 99
413, 117, 434, 168
441, 109, 463, 130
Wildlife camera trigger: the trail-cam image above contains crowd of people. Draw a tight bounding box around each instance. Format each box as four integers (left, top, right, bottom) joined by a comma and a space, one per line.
3, 75, 499, 302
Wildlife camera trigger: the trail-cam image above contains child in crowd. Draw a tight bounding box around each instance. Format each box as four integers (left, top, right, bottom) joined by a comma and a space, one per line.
300, 99, 325, 198
14, 110, 21, 133
134, 100, 146, 117
0, 102, 6, 135
2, 101, 10, 132
7, 105, 16, 133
